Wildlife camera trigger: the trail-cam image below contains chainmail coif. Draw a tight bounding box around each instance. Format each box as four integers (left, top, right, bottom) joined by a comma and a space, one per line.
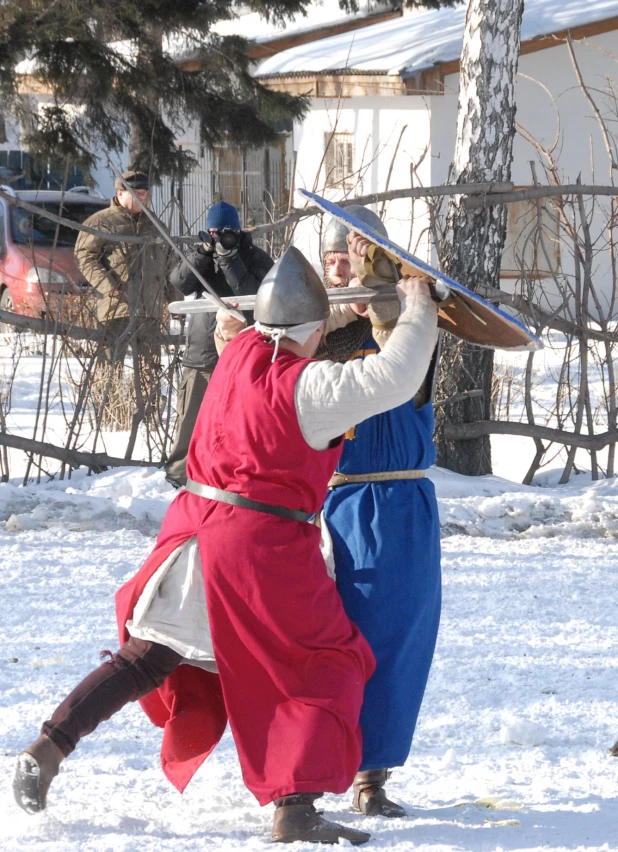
317, 271, 373, 363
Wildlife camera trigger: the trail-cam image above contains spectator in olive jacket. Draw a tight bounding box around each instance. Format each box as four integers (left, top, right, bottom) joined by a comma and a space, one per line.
165, 201, 273, 488
74, 170, 172, 368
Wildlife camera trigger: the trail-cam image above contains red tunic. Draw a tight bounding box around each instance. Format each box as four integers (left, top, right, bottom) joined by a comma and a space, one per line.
115, 330, 375, 804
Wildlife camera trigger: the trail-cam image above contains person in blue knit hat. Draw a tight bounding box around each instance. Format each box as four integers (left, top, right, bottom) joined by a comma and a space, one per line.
206, 200, 241, 231
165, 200, 273, 488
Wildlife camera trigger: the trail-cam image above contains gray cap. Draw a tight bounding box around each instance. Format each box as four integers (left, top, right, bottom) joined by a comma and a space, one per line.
321, 205, 388, 255
254, 246, 330, 327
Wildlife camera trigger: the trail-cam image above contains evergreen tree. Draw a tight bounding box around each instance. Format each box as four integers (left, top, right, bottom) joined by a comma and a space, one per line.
0, 0, 333, 180
0, 1, 461, 181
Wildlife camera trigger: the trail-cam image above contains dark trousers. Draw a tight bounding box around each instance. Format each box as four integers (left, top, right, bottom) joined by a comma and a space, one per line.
165, 366, 211, 487
42, 637, 182, 757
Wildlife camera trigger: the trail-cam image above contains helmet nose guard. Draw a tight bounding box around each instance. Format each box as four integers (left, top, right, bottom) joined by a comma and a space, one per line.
254, 247, 330, 327
321, 204, 388, 255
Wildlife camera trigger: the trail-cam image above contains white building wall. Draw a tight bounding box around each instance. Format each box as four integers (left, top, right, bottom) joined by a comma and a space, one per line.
290, 29, 618, 313
431, 30, 618, 316
292, 96, 432, 271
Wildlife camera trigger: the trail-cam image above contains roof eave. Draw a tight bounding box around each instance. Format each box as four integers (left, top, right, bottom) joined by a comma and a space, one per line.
258, 11, 618, 85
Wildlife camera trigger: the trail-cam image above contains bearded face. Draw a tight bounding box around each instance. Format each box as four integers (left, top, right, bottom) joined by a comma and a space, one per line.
323, 251, 351, 289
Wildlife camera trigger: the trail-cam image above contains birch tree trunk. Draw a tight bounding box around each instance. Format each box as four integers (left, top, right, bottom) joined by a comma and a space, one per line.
434, 0, 525, 475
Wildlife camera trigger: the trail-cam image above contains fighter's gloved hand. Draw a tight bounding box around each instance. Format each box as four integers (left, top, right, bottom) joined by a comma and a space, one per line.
346, 276, 369, 318
347, 231, 372, 278
197, 230, 216, 255
396, 275, 433, 302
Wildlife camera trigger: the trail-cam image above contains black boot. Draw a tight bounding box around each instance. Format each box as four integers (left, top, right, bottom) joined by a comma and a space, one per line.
14, 734, 64, 814
271, 793, 371, 845
352, 769, 407, 818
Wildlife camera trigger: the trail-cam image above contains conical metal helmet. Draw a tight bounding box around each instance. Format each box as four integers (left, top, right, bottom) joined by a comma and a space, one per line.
321, 205, 388, 255
254, 246, 330, 327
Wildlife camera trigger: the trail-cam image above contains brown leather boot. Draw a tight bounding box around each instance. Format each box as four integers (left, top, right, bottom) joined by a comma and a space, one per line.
352, 769, 407, 818
271, 793, 371, 844
13, 735, 64, 814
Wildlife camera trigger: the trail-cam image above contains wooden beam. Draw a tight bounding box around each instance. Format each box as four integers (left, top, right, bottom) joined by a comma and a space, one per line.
257, 73, 402, 98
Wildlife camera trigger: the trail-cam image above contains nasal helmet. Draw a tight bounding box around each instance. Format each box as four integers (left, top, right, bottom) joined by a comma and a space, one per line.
254, 246, 330, 327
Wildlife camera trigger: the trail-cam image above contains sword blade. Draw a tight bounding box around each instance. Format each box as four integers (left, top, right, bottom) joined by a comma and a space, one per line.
169, 284, 399, 315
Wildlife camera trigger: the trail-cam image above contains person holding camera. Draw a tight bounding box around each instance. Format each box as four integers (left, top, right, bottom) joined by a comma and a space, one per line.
165, 201, 273, 488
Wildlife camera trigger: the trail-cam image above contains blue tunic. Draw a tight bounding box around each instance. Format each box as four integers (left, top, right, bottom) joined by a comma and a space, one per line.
323, 335, 441, 770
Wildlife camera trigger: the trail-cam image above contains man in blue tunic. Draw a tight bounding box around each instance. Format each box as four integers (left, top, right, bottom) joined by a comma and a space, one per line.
320, 208, 442, 818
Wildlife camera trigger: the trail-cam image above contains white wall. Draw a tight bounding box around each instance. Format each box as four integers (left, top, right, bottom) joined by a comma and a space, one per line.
291, 29, 618, 315
291, 95, 433, 270
431, 30, 618, 317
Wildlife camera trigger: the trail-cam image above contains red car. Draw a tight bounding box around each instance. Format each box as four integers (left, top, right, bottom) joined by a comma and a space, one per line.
0, 187, 109, 330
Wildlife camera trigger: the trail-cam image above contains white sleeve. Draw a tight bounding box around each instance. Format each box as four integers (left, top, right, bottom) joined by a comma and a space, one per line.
295, 293, 438, 451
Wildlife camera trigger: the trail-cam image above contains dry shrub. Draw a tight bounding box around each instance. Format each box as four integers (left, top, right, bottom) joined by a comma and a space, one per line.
88, 363, 137, 432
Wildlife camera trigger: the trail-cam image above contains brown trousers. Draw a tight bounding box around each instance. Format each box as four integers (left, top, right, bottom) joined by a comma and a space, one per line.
165, 366, 211, 487
42, 637, 182, 757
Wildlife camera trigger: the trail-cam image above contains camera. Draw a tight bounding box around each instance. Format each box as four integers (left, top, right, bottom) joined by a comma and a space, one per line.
218, 229, 240, 251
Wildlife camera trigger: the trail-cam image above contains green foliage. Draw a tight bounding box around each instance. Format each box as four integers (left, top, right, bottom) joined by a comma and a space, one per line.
0, 0, 465, 182
0, 0, 320, 182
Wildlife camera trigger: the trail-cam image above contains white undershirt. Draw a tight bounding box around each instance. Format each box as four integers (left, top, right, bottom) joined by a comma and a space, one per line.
295, 293, 438, 450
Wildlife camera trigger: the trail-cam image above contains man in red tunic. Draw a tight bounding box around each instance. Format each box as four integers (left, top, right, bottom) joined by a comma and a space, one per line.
13, 243, 437, 844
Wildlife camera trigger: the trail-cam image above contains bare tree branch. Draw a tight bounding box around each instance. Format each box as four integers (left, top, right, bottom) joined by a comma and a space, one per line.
444, 420, 618, 450
433, 389, 484, 409
465, 184, 618, 209
250, 182, 515, 235
476, 286, 618, 344
0, 190, 160, 246
0, 431, 159, 471
0, 309, 182, 344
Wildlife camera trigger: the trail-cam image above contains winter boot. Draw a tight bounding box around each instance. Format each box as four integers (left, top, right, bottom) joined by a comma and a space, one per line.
352, 769, 407, 818
271, 793, 371, 845
13, 734, 64, 814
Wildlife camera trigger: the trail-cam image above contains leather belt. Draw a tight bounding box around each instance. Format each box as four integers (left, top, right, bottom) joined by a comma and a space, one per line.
185, 478, 312, 523
328, 469, 427, 489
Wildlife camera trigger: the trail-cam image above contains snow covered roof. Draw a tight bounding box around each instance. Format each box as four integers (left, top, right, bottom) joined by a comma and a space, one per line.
213, 0, 395, 47
14, 2, 396, 74
255, 0, 618, 78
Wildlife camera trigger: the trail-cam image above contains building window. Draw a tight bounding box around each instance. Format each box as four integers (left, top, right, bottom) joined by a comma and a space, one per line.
500, 192, 560, 280
324, 133, 355, 189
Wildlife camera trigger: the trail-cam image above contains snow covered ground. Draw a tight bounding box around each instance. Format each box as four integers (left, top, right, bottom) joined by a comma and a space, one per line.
1, 465, 617, 852
1, 336, 618, 850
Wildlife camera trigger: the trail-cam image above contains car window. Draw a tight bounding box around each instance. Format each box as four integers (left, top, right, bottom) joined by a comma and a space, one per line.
10, 203, 106, 248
